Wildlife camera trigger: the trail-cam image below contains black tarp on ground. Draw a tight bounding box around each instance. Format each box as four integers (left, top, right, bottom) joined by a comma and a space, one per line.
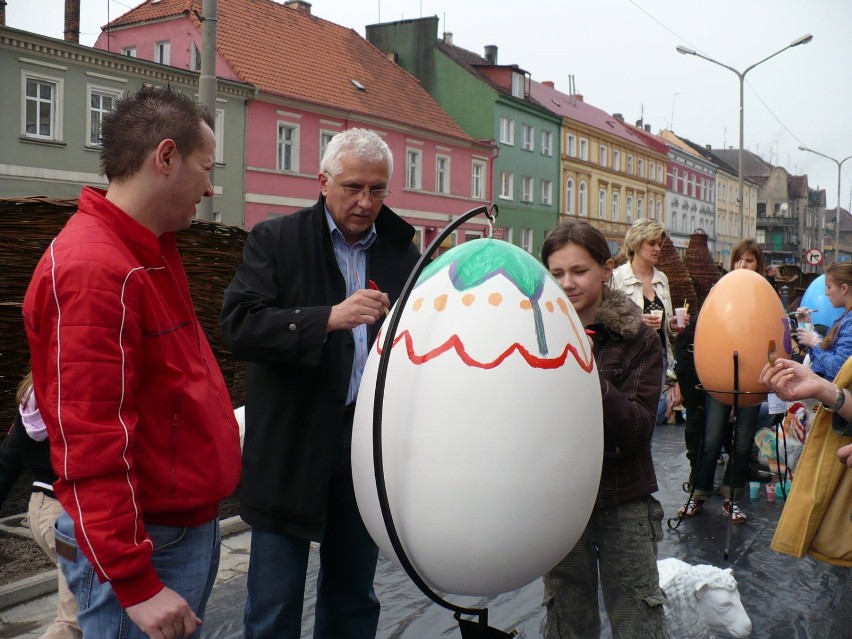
201, 424, 852, 639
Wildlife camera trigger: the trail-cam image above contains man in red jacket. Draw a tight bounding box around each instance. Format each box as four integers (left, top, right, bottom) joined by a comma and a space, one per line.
23, 85, 242, 639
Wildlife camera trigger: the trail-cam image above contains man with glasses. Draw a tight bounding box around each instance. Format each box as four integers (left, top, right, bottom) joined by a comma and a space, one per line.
220, 128, 420, 638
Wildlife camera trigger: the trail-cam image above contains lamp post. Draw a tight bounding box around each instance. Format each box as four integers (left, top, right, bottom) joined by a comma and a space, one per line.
799, 146, 852, 263
676, 34, 813, 239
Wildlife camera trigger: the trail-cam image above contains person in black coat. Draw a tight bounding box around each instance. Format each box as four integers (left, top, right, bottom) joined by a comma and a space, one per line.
220, 128, 420, 639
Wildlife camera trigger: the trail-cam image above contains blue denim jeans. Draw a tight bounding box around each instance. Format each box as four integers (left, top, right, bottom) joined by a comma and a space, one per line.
54, 511, 220, 639
243, 409, 380, 639
693, 395, 760, 500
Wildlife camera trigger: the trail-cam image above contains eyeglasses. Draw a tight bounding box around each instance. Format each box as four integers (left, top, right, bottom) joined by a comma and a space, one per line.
326, 175, 391, 201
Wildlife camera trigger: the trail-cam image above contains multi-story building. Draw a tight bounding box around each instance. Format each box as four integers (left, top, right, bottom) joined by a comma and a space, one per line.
0, 25, 252, 221
712, 148, 825, 272
527, 80, 667, 254
366, 17, 561, 256
97, 0, 493, 242
659, 131, 718, 260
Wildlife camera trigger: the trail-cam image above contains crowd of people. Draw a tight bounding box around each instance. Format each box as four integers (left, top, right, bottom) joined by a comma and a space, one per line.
2, 85, 851, 638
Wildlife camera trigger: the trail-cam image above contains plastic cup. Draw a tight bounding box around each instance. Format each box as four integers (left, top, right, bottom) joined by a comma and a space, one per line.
748, 481, 761, 499
650, 309, 664, 328
766, 483, 777, 502
674, 307, 686, 332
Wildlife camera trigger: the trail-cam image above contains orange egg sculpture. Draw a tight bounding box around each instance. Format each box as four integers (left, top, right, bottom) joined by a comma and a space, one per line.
694, 269, 791, 407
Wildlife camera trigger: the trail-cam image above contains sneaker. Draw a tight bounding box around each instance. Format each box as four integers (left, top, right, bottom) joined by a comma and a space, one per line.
722, 500, 747, 524
677, 498, 704, 518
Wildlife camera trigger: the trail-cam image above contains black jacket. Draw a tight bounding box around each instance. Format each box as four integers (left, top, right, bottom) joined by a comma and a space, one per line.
0, 413, 56, 507
588, 288, 663, 508
220, 195, 420, 539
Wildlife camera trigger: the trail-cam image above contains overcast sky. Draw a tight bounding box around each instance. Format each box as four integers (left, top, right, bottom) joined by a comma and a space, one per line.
7, 0, 852, 209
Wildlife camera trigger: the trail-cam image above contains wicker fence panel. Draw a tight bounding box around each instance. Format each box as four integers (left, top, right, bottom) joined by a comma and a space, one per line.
0, 197, 246, 435
683, 230, 721, 309
657, 235, 699, 313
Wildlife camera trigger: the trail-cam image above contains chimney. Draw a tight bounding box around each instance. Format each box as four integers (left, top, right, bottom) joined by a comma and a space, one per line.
443, 32, 453, 45
635, 119, 643, 127
542, 80, 555, 89
64, 0, 80, 43
0, 0, 6, 27
706, 144, 711, 150
484, 45, 498, 64
644, 124, 651, 132
283, 0, 312, 14
613, 113, 624, 122
574, 94, 583, 102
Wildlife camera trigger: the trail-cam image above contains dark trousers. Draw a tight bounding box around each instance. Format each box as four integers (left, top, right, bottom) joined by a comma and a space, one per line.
243, 409, 380, 639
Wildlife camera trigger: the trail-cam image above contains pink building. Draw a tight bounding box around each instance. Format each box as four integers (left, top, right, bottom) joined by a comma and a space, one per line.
96, 0, 494, 246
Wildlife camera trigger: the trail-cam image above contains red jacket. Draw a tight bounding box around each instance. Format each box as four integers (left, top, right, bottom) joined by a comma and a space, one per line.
23, 187, 241, 607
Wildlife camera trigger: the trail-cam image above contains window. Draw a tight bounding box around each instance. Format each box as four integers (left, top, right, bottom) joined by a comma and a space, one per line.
520, 228, 533, 253
672, 168, 679, 192
541, 130, 553, 156
436, 155, 450, 194
627, 155, 634, 175
522, 124, 534, 151
499, 171, 513, 199
121, 46, 137, 57
638, 197, 644, 218
638, 159, 645, 178
649, 162, 655, 182
277, 123, 299, 171
579, 138, 589, 161
613, 149, 620, 172
521, 176, 534, 202
600, 145, 607, 167
626, 195, 633, 224
512, 72, 525, 98
567, 134, 577, 158
319, 131, 335, 166
412, 227, 425, 252
87, 86, 121, 147
566, 179, 574, 214
471, 160, 486, 199
155, 40, 171, 65
657, 200, 662, 221
23, 73, 63, 141
541, 179, 552, 206
191, 41, 201, 72
648, 197, 655, 219
611, 191, 620, 221
598, 188, 606, 218
579, 181, 588, 216
214, 109, 224, 164
406, 149, 422, 189
499, 117, 514, 145
657, 165, 664, 183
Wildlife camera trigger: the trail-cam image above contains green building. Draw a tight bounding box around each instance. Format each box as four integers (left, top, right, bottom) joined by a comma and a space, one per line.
367, 17, 561, 256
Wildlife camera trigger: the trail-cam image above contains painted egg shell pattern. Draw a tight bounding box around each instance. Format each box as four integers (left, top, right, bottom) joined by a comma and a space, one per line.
352, 238, 603, 596
694, 268, 791, 407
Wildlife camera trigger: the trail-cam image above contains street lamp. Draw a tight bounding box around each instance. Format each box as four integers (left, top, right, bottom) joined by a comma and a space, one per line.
676, 34, 813, 239
798, 146, 852, 263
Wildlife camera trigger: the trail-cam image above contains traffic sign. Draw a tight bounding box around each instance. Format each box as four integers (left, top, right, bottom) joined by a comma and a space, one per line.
805, 248, 823, 266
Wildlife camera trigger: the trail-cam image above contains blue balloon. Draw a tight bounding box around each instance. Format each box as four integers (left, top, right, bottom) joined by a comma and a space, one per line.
801, 274, 845, 328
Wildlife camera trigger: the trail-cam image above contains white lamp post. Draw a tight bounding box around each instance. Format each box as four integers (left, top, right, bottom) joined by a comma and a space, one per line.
676, 34, 813, 239
799, 146, 852, 263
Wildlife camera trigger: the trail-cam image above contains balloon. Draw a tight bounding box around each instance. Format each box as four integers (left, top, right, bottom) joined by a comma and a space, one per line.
694, 269, 791, 407
801, 274, 844, 329
352, 238, 603, 596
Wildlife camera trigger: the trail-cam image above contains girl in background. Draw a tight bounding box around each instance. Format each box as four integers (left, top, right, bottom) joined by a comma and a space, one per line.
541, 221, 668, 639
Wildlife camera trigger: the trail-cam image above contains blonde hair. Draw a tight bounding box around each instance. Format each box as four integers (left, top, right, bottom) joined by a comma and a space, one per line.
16, 371, 34, 409
820, 262, 852, 349
623, 218, 666, 261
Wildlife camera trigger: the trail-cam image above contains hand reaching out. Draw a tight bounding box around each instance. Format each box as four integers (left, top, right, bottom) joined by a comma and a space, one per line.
327, 288, 389, 332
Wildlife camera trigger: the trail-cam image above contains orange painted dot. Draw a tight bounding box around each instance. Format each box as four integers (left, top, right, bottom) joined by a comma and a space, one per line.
434, 294, 448, 311
412, 298, 424, 311
545, 301, 554, 313
557, 298, 569, 314
462, 294, 476, 306
488, 292, 503, 307
519, 299, 533, 310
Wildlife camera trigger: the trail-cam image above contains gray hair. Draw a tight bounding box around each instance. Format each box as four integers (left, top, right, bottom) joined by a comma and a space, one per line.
320, 128, 393, 179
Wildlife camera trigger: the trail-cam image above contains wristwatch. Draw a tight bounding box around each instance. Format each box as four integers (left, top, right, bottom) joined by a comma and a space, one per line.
823, 384, 846, 412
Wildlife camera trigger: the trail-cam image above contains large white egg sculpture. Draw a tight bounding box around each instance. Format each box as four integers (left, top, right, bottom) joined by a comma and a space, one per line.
352, 238, 603, 596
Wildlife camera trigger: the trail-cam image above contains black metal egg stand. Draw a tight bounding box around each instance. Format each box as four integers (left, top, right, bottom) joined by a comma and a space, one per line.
371, 203, 516, 639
